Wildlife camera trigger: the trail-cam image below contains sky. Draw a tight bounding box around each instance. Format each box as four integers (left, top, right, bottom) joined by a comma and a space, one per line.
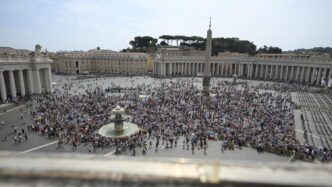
0, 0, 332, 52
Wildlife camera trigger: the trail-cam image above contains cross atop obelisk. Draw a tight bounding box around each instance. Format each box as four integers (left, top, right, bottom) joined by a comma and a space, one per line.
203, 18, 212, 96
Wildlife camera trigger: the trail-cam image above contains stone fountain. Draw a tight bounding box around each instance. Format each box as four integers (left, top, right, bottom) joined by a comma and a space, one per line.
98, 106, 139, 138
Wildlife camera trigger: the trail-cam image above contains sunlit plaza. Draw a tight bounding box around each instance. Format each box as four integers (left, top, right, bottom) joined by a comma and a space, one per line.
0, 75, 331, 164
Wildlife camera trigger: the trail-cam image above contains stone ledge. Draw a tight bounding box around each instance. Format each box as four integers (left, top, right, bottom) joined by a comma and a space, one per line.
0, 152, 332, 187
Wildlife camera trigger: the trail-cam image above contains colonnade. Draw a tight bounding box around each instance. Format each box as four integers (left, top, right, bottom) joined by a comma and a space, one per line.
246, 64, 332, 85
157, 61, 332, 86
0, 68, 52, 101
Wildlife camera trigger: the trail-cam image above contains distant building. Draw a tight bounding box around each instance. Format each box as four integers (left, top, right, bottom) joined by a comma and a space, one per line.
53, 47, 153, 75
0, 45, 53, 102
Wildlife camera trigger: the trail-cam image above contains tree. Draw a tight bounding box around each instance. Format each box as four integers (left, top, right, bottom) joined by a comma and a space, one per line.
127, 36, 158, 52
160, 41, 168, 46
257, 45, 282, 54
159, 35, 174, 45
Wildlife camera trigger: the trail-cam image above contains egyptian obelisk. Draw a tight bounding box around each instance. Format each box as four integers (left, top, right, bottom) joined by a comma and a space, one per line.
203, 18, 212, 96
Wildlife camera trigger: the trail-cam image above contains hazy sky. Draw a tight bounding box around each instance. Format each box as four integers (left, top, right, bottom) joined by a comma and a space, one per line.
0, 0, 331, 52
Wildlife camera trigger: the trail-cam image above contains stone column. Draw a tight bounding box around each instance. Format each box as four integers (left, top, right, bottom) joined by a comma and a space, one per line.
255, 65, 258, 78
18, 70, 25, 97
285, 66, 289, 81
188, 63, 191, 76
305, 67, 310, 83
269, 65, 273, 79
174, 63, 177, 74
181, 63, 183, 75
179, 63, 181, 75
255, 64, 262, 78
279, 66, 284, 80
176, 63, 179, 75
184, 63, 187, 75
193, 63, 196, 75
48, 68, 53, 93
211, 63, 214, 76
33, 69, 42, 94
224, 64, 227, 76
241, 64, 244, 77
0, 71, 7, 102
172, 63, 175, 74
191, 63, 196, 75
246, 64, 250, 78
26, 69, 34, 94
274, 65, 279, 80
215, 63, 218, 75
300, 67, 305, 83
316, 68, 321, 86
250, 64, 254, 78
311, 68, 316, 84
9, 70, 16, 98
329, 68, 332, 79
180, 62, 183, 76
163, 62, 166, 76
258, 65, 262, 78
230, 63, 233, 76
290, 66, 294, 81
295, 66, 299, 82
250, 64, 253, 78
264, 65, 269, 79
239, 64, 242, 76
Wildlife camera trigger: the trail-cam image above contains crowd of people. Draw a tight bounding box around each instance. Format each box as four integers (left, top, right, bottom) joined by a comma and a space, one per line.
256, 82, 332, 94
3, 76, 331, 162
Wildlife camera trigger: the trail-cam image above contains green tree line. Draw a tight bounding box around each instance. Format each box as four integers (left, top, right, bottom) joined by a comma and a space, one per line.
122, 35, 283, 55
291, 47, 332, 56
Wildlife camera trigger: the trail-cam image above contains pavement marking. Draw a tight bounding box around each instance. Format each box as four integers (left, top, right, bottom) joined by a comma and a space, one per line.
295, 129, 320, 139
104, 150, 116, 157
288, 151, 296, 163
16, 140, 58, 156
0, 105, 24, 116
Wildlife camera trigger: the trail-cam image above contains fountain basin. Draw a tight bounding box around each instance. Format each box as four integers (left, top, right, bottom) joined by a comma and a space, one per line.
98, 122, 139, 138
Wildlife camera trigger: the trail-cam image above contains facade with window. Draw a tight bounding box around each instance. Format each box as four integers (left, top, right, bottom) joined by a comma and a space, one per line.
54, 48, 153, 75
